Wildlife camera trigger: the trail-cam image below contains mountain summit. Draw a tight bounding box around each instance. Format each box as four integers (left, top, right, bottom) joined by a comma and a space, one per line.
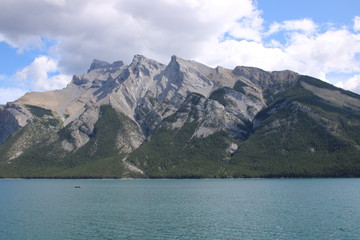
0, 55, 359, 178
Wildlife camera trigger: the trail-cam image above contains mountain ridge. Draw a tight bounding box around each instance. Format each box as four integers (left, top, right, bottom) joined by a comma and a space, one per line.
0, 55, 359, 178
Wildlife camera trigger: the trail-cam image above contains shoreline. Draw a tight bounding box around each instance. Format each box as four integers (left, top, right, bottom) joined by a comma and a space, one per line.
0, 176, 358, 180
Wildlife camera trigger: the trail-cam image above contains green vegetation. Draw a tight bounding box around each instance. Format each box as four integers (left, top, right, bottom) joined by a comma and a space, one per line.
1, 74, 360, 178
300, 75, 360, 100
233, 80, 247, 95
129, 101, 360, 178
209, 87, 228, 106
57, 125, 74, 142
0, 105, 142, 178
128, 76, 360, 178
263, 76, 360, 121
25, 105, 61, 128
25, 105, 53, 117
0, 124, 30, 165
129, 94, 235, 178
229, 108, 360, 178
128, 123, 233, 178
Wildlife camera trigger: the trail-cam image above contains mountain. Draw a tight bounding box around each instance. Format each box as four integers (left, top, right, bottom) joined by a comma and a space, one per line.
0, 55, 359, 178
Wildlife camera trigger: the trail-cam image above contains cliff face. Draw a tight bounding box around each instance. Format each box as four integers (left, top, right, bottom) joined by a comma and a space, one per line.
0, 55, 359, 178
0, 104, 31, 144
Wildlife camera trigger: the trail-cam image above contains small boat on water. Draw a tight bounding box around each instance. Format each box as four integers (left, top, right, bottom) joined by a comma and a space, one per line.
74, 185, 81, 188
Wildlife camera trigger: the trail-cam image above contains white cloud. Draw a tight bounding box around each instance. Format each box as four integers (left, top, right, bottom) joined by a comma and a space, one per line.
336, 74, 360, 93
197, 39, 291, 71
15, 56, 72, 91
197, 27, 360, 86
354, 16, 360, 32
0, 0, 360, 95
228, 14, 264, 42
0, 88, 28, 104
267, 19, 317, 36
0, 0, 258, 73
284, 29, 360, 77
43, 0, 66, 7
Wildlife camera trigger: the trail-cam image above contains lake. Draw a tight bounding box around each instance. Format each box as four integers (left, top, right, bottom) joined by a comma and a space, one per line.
0, 178, 359, 239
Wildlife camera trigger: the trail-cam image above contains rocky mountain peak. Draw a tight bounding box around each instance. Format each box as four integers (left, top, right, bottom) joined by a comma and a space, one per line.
232, 65, 298, 89
169, 55, 212, 73
169, 55, 191, 65
1, 54, 360, 178
88, 59, 124, 73
168, 55, 181, 68
130, 54, 148, 64
129, 54, 165, 78
88, 59, 110, 71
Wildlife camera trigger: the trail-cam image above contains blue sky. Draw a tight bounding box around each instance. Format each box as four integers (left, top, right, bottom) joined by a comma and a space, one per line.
259, 0, 359, 25
0, 0, 360, 104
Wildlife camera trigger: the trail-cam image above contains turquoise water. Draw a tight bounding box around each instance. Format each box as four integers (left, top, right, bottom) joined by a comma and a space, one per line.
1, 179, 360, 240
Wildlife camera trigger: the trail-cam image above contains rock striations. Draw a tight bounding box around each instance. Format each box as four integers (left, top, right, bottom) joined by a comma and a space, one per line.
0, 55, 359, 178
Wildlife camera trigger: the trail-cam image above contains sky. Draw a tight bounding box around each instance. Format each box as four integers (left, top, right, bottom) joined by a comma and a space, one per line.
0, 0, 360, 104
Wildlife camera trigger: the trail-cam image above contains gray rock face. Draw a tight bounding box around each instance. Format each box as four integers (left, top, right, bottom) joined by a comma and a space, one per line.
0, 54, 300, 155
0, 109, 21, 144
88, 59, 124, 73
226, 142, 238, 155
2, 55, 360, 178
0, 104, 31, 144
232, 66, 298, 89
61, 106, 100, 151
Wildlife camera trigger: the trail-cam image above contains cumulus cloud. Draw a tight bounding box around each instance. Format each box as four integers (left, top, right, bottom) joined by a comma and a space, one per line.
0, 0, 360, 94
267, 18, 317, 36
197, 39, 291, 72
336, 74, 360, 93
15, 56, 72, 90
0, 88, 28, 104
227, 14, 263, 42
283, 29, 360, 78
0, 0, 258, 73
354, 16, 360, 32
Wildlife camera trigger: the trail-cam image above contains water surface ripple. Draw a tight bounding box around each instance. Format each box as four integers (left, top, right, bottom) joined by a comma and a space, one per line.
1, 178, 359, 239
